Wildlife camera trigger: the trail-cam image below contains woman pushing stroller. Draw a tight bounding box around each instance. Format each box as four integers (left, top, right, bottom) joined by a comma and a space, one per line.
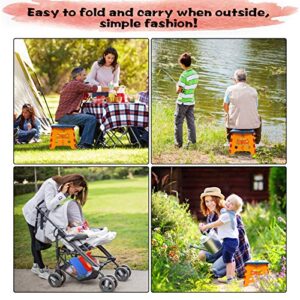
22, 174, 88, 280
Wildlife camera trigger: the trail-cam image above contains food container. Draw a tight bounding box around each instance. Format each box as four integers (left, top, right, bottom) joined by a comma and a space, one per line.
116, 93, 125, 103
108, 91, 116, 102
92, 96, 106, 105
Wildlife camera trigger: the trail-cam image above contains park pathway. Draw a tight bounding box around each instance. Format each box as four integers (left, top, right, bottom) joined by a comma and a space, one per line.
213, 278, 259, 292
14, 269, 148, 292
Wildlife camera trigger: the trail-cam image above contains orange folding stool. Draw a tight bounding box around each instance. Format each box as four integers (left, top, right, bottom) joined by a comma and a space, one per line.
49, 124, 77, 150
244, 260, 269, 286
229, 129, 256, 155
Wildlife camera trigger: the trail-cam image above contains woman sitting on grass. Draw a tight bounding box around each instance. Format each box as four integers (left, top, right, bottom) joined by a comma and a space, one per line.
198, 187, 251, 279
14, 103, 41, 144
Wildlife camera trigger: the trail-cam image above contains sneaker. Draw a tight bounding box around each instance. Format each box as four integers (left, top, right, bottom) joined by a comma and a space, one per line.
16, 141, 26, 144
217, 276, 236, 284
31, 263, 39, 275
174, 144, 182, 149
29, 138, 40, 144
256, 143, 265, 148
37, 267, 50, 280
77, 143, 93, 149
184, 142, 196, 149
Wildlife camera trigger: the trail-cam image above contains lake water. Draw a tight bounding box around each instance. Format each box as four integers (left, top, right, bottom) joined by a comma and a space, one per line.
152, 39, 286, 143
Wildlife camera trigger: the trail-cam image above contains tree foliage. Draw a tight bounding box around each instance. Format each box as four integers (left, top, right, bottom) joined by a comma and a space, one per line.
268, 167, 286, 213
25, 39, 148, 94
14, 167, 148, 183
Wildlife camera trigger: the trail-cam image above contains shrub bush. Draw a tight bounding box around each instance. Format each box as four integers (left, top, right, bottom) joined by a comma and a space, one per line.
269, 167, 286, 213
242, 202, 286, 292
14, 183, 42, 195
152, 192, 214, 292
242, 203, 286, 271
14, 167, 148, 184
63, 167, 147, 181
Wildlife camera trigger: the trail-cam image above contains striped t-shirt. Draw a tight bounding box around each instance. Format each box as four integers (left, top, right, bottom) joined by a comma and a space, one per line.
177, 68, 199, 105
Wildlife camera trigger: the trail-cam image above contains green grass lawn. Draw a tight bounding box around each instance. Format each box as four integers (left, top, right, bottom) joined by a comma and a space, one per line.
14, 136, 148, 164
14, 177, 149, 270
152, 102, 286, 164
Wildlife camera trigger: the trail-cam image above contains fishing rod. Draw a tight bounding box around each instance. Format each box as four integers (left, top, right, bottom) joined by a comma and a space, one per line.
159, 67, 177, 84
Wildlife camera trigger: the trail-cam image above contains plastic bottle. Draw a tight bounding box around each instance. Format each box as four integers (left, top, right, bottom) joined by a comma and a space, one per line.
108, 81, 115, 102
116, 85, 126, 103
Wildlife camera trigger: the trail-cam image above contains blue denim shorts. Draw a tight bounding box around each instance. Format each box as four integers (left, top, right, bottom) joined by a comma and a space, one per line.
222, 238, 239, 263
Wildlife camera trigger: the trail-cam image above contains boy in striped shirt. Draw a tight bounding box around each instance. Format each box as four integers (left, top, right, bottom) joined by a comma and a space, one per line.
175, 53, 199, 148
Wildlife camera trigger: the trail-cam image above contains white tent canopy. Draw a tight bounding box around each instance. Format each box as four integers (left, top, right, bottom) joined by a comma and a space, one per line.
14, 39, 52, 132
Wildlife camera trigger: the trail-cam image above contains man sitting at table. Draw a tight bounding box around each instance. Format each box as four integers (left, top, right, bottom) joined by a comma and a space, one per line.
55, 67, 98, 149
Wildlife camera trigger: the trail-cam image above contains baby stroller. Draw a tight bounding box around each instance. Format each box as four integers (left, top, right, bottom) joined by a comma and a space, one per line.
35, 201, 131, 292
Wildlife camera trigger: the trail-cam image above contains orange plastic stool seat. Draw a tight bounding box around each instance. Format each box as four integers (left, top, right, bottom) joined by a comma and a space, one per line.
229, 129, 256, 155
244, 260, 269, 286
49, 124, 77, 150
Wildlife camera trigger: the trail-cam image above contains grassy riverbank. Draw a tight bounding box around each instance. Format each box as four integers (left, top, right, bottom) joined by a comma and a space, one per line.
152, 103, 286, 164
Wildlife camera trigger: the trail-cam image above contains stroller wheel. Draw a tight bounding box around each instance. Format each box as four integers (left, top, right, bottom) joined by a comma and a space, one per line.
106, 275, 118, 288
121, 265, 132, 278
48, 273, 63, 288
99, 276, 116, 292
55, 269, 66, 285
115, 266, 130, 282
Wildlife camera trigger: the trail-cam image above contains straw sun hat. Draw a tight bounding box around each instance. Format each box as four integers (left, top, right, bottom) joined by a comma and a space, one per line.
200, 187, 225, 201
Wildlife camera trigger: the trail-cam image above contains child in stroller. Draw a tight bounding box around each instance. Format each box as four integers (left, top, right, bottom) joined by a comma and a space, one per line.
36, 199, 131, 292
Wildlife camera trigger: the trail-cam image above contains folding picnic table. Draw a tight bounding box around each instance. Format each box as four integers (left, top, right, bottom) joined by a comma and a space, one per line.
81, 102, 149, 147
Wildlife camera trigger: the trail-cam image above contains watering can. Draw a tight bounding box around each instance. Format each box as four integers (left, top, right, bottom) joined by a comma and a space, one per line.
190, 230, 222, 254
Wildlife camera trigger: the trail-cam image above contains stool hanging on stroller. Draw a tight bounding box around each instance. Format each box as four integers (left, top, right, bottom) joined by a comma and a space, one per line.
35, 201, 131, 292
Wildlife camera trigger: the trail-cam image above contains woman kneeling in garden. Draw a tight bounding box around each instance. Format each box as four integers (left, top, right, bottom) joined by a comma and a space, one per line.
199, 187, 251, 279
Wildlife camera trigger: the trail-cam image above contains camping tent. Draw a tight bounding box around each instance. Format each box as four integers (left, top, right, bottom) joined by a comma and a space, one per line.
14, 39, 52, 132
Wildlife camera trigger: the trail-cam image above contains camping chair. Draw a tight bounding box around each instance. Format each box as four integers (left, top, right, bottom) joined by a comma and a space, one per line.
95, 127, 142, 148
104, 127, 134, 148
127, 127, 148, 148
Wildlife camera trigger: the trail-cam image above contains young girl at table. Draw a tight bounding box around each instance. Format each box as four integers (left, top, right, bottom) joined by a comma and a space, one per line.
86, 47, 120, 87
14, 103, 41, 143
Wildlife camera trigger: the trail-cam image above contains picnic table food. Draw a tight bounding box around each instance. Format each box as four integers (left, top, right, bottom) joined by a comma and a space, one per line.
91, 85, 127, 104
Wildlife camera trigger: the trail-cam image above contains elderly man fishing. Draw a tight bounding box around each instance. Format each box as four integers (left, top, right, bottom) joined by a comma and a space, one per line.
223, 69, 261, 144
